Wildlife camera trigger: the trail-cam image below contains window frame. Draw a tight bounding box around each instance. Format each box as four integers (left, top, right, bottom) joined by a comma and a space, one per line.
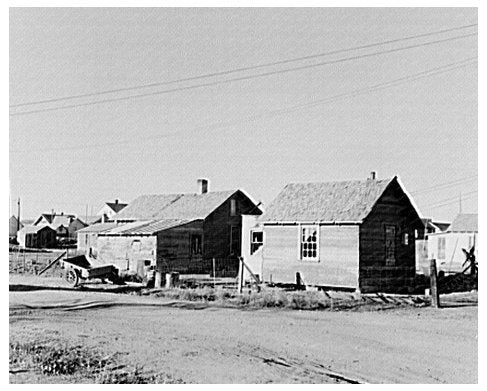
385, 225, 396, 266
250, 230, 264, 255
190, 233, 203, 255
299, 225, 320, 262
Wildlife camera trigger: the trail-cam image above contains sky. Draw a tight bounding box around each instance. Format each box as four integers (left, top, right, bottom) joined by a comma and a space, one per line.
9, 7, 477, 221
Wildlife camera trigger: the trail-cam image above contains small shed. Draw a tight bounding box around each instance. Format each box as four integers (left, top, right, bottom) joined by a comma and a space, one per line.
17, 225, 56, 248
252, 175, 424, 293
426, 213, 478, 274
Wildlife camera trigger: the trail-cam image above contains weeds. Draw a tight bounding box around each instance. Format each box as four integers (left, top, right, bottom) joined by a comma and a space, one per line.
144, 286, 375, 311
97, 366, 185, 384
10, 341, 111, 376
10, 340, 185, 384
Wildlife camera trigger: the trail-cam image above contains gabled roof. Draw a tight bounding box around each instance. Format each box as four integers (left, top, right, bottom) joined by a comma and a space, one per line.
36, 213, 76, 225
448, 213, 478, 232
77, 222, 119, 233
105, 201, 128, 213
50, 215, 75, 229
112, 190, 238, 221
18, 225, 55, 234
261, 176, 421, 223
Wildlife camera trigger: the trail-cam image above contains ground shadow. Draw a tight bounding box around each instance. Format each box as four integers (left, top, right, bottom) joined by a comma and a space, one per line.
9, 284, 143, 294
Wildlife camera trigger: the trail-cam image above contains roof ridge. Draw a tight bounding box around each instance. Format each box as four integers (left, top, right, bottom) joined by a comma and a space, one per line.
286, 177, 394, 186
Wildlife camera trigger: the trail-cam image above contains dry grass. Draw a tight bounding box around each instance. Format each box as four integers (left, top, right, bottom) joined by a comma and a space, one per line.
9, 339, 185, 384
140, 286, 410, 311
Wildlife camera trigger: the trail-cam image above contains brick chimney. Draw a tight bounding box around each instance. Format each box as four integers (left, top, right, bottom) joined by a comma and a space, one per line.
197, 179, 209, 195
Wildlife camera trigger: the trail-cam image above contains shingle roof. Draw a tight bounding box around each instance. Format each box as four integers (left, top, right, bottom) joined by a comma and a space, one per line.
114, 219, 191, 235
18, 225, 55, 234
77, 222, 119, 233
39, 213, 76, 224
449, 213, 478, 232
261, 177, 400, 222
112, 190, 236, 221
50, 215, 75, 229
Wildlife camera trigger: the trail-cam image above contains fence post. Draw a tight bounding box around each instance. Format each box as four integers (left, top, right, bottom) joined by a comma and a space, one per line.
237, 257, 244, 294
430, 259, 440, 308
212, 258, 216, 288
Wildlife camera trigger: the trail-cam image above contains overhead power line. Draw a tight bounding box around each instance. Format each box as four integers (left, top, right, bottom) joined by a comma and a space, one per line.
10, 22, 477, 109
10, 57, 477, 153
421, 190, 477, 209
423, 193, 477, 210
10, 32, 477, 117
411, 175, 478, 195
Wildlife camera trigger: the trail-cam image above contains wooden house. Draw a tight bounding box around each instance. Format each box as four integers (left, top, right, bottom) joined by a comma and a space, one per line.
247, 175, 424, 293
86, 180, 262, 278
34, 213, 87, 239
97, 199, 128, 223
426, 213, 478, 275
17, 225, 56, 248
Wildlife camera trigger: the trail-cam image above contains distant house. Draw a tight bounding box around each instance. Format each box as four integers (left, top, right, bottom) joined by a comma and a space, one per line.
244, 175, 424, 293
415, 218, 451, 274
97, 200, 128, 223
9, 216, 23, 239
84, 179, 262, 278
34, 213, 87, 239
17, 225, 56, 248
426, 213, 478, 275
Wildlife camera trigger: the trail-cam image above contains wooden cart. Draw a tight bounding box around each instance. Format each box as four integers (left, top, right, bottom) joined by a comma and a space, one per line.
63, 255, 121, 287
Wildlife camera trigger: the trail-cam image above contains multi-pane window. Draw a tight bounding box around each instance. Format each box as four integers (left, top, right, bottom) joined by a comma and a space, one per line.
300, 226, 318, 261
385, 225, 396, 265
191, 234, 202, 255
438, 237, 446, 260
250, 231, 263, 254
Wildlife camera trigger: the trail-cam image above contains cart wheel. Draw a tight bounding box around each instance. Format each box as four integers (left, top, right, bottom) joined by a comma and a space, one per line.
66, 269, 79, 287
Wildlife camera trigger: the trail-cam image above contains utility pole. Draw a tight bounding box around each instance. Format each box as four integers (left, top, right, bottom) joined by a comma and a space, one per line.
17, 198, 20, 232
459, 192, 463, 214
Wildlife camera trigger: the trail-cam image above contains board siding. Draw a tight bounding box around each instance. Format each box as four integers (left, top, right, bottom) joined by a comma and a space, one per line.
359, 181, 423, 293
261, 224, 360, 288
156, 221, 205, 274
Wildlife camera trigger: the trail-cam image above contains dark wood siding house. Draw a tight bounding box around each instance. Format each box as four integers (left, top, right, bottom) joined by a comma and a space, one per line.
257, 176, 423, 293
93, 180, 262, 277
17, 225, 56, 248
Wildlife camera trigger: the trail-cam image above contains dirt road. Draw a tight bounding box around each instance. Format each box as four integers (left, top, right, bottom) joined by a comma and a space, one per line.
9, 289, 477, 383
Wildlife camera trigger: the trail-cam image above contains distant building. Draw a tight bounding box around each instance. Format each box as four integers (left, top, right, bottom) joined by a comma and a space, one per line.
34, 213, 87, 239
415, 218, 451, 273
425, 213, 478, 275
17, 225, 56, 248
97, 200, 128, 223
9, 216, 23, 239
243, 175, 424, 293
